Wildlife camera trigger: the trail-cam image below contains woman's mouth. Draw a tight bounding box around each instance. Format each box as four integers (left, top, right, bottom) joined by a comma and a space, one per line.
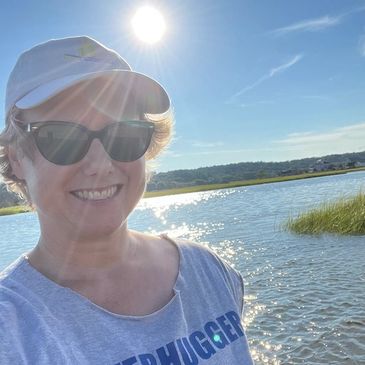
71, 185, 122, 201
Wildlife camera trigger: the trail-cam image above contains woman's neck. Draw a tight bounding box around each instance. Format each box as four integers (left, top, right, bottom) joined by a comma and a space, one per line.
26, 226, 140, 285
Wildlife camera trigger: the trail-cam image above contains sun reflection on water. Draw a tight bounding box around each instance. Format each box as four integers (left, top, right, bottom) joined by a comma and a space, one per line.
136, 189, 287, 364
242, 294, 282, 364
139, 190, 236, 214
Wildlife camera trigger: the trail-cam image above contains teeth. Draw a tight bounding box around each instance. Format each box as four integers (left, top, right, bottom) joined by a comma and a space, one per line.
73, 186, 118, 201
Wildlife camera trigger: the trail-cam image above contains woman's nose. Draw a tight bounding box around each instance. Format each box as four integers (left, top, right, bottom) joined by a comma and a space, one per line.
80, 138, 115, 176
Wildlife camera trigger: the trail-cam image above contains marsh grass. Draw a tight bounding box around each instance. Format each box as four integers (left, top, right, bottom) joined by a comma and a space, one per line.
286, 192, 365, 235
0, 205, 31, 216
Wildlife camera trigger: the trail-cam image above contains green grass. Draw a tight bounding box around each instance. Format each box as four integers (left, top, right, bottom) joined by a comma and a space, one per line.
0, 205, 32, 216
286, 192, 365, 235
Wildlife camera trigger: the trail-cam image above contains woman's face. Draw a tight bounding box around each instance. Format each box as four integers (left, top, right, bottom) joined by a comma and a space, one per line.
11, 89, 148, 240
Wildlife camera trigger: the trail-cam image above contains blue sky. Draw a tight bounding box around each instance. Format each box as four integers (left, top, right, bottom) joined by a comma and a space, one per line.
1, 0, 365, 172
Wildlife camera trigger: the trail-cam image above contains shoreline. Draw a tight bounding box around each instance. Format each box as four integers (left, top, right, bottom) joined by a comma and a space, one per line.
1, 167, 365, 216
143, 167, 365, 198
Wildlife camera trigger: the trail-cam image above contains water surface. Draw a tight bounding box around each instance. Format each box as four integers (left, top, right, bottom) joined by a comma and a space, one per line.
1, 172, 365, 364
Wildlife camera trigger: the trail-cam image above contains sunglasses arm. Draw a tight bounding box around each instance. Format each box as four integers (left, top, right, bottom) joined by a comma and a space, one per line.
10, 115, 32, 132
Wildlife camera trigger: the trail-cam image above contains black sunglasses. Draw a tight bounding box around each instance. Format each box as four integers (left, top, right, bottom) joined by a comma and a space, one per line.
16, 120, 155, 165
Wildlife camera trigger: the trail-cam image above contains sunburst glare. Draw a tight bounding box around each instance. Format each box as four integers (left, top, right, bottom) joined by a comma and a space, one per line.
131, 6, 166, 44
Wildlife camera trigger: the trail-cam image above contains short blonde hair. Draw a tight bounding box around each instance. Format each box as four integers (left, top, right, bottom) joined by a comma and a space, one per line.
0, 109, 174, 205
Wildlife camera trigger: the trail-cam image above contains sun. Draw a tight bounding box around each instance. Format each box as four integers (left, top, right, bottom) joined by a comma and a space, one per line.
131, 6, 166, 44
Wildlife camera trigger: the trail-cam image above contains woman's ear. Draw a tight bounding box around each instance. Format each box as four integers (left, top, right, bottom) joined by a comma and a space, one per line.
7, 145, 26, 180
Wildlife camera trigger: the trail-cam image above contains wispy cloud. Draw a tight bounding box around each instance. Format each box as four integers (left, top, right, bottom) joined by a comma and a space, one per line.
270, 55, 303, 76
271, 15, 342, 36
274, 122, 365, 146
190, 140, 224, 148
271, 6, 365, 37
229, 54, 303, 102
286, 131, 316, 138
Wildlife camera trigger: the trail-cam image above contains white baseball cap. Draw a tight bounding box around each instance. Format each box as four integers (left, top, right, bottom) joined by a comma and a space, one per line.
5, 36, 170, 122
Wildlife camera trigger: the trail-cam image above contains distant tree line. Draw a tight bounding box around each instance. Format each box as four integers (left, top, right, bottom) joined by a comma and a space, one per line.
2, 150, 365, 207
146, 151, 365, 191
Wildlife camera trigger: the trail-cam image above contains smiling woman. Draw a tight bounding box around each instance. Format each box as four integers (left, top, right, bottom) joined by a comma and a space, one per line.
0, 36, 253, 364
131, 6, 166, 44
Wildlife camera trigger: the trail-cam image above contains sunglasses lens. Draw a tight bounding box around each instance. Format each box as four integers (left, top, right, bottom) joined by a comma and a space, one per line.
34, 123, 89, 165
103, 122, 153, 162
32, 121, 153, 165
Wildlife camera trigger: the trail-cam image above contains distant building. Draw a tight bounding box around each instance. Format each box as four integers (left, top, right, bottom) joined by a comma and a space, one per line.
279, 169, 294, 176
310, 159, 330, 172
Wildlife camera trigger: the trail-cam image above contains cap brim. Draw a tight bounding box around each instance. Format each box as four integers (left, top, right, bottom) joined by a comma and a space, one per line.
15, 70, 170, 115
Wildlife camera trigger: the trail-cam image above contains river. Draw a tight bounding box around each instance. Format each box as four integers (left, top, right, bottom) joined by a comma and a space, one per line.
1, 171, 365, 364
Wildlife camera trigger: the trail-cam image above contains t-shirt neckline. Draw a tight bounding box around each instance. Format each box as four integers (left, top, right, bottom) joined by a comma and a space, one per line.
18, 234, 184, 320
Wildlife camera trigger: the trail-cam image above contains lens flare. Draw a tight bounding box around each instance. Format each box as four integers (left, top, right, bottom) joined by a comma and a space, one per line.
131, 6, 166, 44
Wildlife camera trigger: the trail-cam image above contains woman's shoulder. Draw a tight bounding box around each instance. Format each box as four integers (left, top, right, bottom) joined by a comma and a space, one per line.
0, 256, 30, 324
161, 233, 214, 255
162, 235, 243, 286
164, 235, 245, 313
0, 255, 27, 290
163, 234, 236, 268
0, 255, 30, 300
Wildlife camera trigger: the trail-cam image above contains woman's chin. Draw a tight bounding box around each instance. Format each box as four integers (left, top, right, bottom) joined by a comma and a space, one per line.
71, 220, 127, 241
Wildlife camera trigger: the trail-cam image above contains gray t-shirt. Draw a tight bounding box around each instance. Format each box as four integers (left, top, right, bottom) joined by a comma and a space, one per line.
0, 237, 254, 364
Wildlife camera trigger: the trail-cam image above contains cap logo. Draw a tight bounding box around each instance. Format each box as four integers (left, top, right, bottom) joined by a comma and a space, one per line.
64, 39, 100, 62
79, 39, 96, 57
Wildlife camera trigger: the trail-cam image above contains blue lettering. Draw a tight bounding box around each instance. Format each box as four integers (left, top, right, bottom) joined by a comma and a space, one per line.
225, 311, 244, 337
117, 312, 245, 365
139, 353, 157, 365
121, 357, 138, 365
216, 315, 239, 342
156, 341, 181, 365
176, 338, 198, 365
204, 321, 229, 349
189, 331, 216, 360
